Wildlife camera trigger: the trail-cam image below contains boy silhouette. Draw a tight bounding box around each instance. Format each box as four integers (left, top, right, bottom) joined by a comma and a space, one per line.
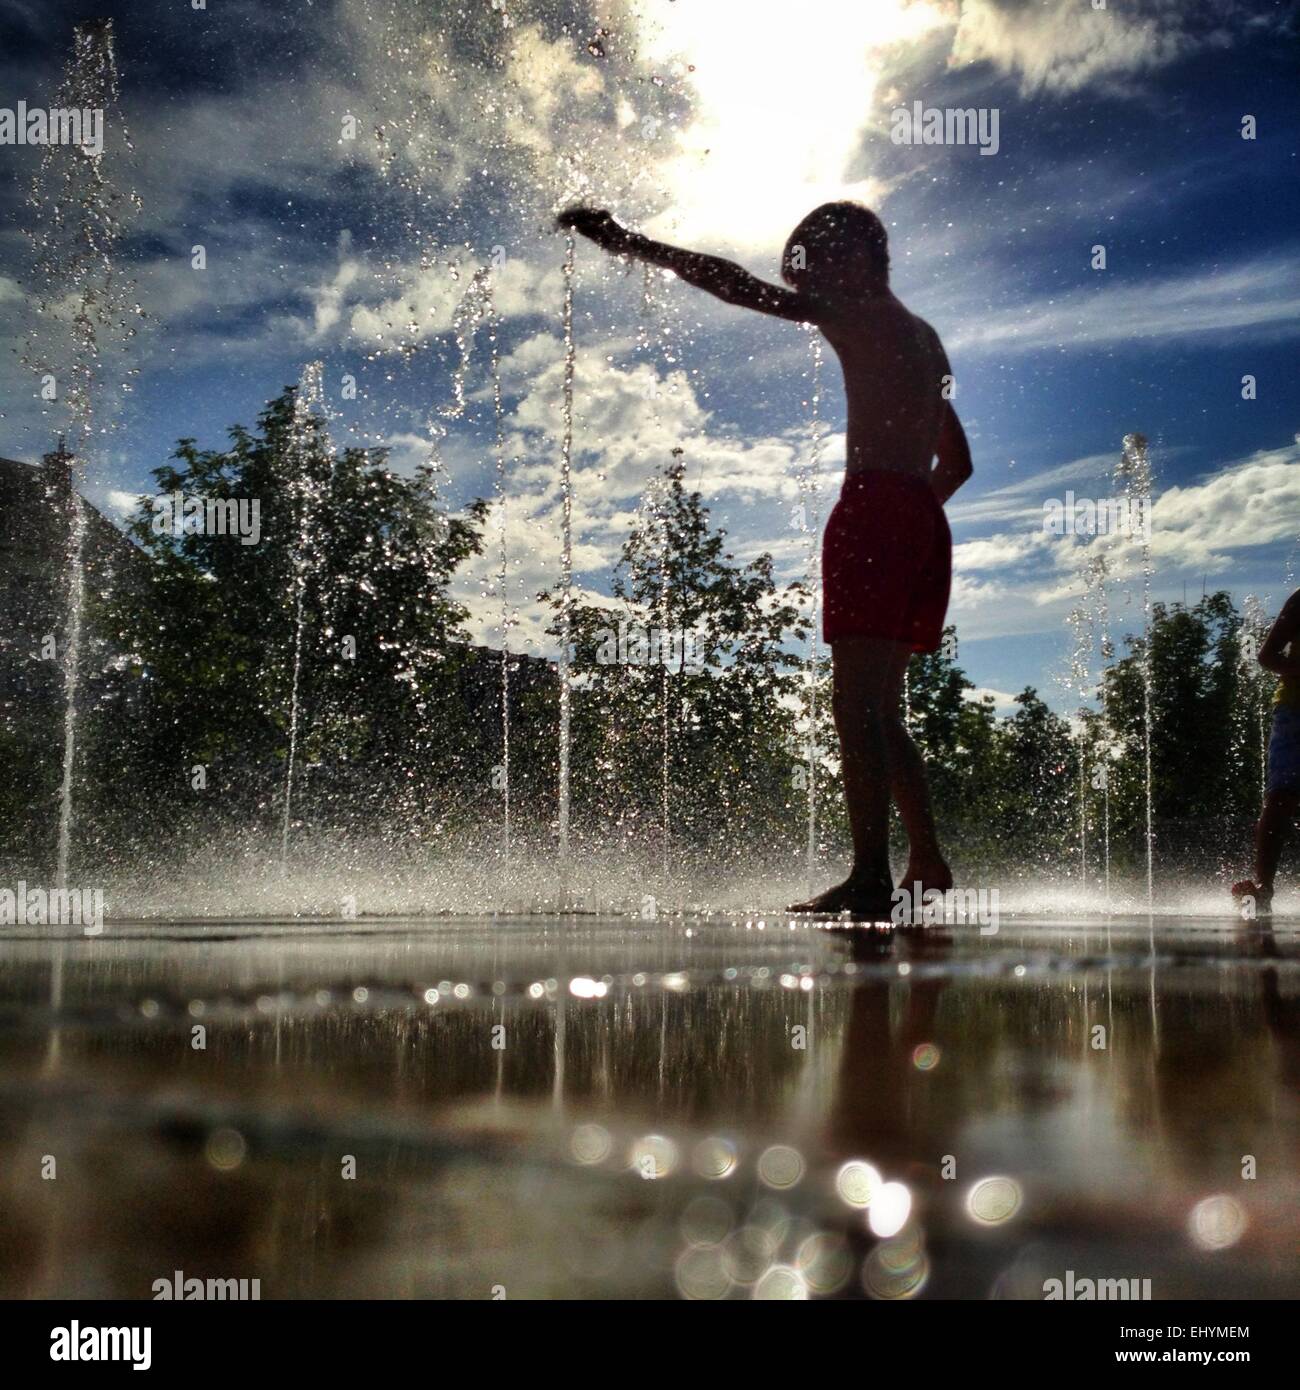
1233, 588, 1300, 915
559, 202, 972, 919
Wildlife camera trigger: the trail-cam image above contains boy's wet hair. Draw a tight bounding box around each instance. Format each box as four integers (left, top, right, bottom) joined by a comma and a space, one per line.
781, 201, 889, 289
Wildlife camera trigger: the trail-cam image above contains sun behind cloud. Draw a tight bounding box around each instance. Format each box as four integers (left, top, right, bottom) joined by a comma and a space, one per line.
633, 0, 952, 252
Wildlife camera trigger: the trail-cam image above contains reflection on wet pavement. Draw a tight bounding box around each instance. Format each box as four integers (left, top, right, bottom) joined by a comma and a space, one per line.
0, 916, 1295, 1298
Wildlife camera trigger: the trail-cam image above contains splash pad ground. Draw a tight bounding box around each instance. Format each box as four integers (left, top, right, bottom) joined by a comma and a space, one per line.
2, 912, 1295, 1301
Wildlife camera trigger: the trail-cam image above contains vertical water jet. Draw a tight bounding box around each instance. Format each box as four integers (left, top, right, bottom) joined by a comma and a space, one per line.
557, 234, 576, 888
280, 362, 333, 874
799, 330, 826, 898
1116, 433, 1155, 911
23, 20, 139, 885
485, 278, 513, 867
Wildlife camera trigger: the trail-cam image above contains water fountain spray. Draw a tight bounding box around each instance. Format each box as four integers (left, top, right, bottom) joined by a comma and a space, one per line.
22, 19, 141, 886
1239, 595, 1271, 802
657, 468, 673, 878
1116, 433, 1155, 912
1087, 554, 1114, 907
280, 362, 333, 873
633, 264, 674, 881
557, 233, 576, 887
443, 265, 492, 418
1066, 598, 1091, 887
1068, 552, 1115, 905
799, 329, 827, 898
485, 279, 513, 867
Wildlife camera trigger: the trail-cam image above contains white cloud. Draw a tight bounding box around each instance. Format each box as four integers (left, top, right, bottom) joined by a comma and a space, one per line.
949, 0, 1253, 96
945, 438, 1300, 632
954, 531, 1051, 572
307, 236, 364, 342
948, 571, 1014, 625
966, 685, 1022, 715
1140, 445, 1300, 571
447, 342, 822, 655
105, 488, 144, 516
947, 453, 1120, 526
946, 252, 1300, 357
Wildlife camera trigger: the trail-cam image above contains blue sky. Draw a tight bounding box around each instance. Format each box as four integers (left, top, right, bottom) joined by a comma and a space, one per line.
1, 0, 1297, 712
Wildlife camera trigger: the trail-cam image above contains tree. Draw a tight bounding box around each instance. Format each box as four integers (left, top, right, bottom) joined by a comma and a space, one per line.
97, 385, 490, 843
546, 455, 810, 859
1099, 590, 1272, 870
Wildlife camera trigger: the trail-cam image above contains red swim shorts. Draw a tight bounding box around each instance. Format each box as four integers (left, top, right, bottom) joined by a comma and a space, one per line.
822, 470, 952, 652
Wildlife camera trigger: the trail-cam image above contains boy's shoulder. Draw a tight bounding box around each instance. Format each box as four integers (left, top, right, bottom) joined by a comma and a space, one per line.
908, 309, 948, 365
888, 298, 943, 346
912, 311, 944, 346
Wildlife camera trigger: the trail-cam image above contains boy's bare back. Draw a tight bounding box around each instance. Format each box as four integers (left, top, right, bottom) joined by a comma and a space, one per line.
818, 292, 951, 479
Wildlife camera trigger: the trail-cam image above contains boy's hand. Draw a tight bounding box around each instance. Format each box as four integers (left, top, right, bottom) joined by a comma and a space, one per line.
555, 205, 626, 249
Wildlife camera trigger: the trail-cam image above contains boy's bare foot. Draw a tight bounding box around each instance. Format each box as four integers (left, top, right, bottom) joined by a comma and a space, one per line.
788, 876, 896, 922
1231, 879, 1273, 914
898, 859, 954, 898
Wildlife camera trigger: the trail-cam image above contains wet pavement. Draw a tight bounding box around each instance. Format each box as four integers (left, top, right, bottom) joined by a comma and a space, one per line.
0, 915, 1295, 1299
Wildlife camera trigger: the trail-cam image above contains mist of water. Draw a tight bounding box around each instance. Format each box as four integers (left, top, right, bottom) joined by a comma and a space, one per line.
22, 20, 141, 887
1240, 594, 1270, 803
657, 470, 673, 877
799, 330, 827, 898
486, 278, 514, 866
556, 233, 577, 886
280, 362, 335, 873
1116, 433, 1155, 912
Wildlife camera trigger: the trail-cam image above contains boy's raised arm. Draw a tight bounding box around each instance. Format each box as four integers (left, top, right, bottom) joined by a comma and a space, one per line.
558, 206, 823, 324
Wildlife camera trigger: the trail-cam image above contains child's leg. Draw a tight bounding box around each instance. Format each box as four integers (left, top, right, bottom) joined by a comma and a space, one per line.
832, 637, 897, 887
1254, 790, 1299, 895
788, 636, 903, 914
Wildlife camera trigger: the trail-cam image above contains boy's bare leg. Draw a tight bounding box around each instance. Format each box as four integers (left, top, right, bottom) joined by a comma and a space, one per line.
879, 645, 952, 893
836, 638, 894, 888
789, 637, 900, 916
1234, 790, 1298, 908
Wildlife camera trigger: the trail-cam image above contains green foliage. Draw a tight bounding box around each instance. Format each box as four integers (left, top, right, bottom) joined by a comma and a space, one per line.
94, 385, 492, 836
545, 456, 810, 857
6, 381, 1278, 885
1092, 591, 1276, 866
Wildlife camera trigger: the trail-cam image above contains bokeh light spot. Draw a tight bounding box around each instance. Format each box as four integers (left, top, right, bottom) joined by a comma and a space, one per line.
868, 1181, 912, 1237
629, 1134, 677, 1180
757, 1144, 805, 1190
796, 1232, 853, 1295
752, 1264, 808, 1299
570, 1123, 612, 1166
1189, 1194, 1247, 1250
692, 1136, 737, 1180
675, 1244, 732, 1300
966, 1175, 1022, 1225
835, 1159, 882, 1208
205, 1126, 246, 1171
